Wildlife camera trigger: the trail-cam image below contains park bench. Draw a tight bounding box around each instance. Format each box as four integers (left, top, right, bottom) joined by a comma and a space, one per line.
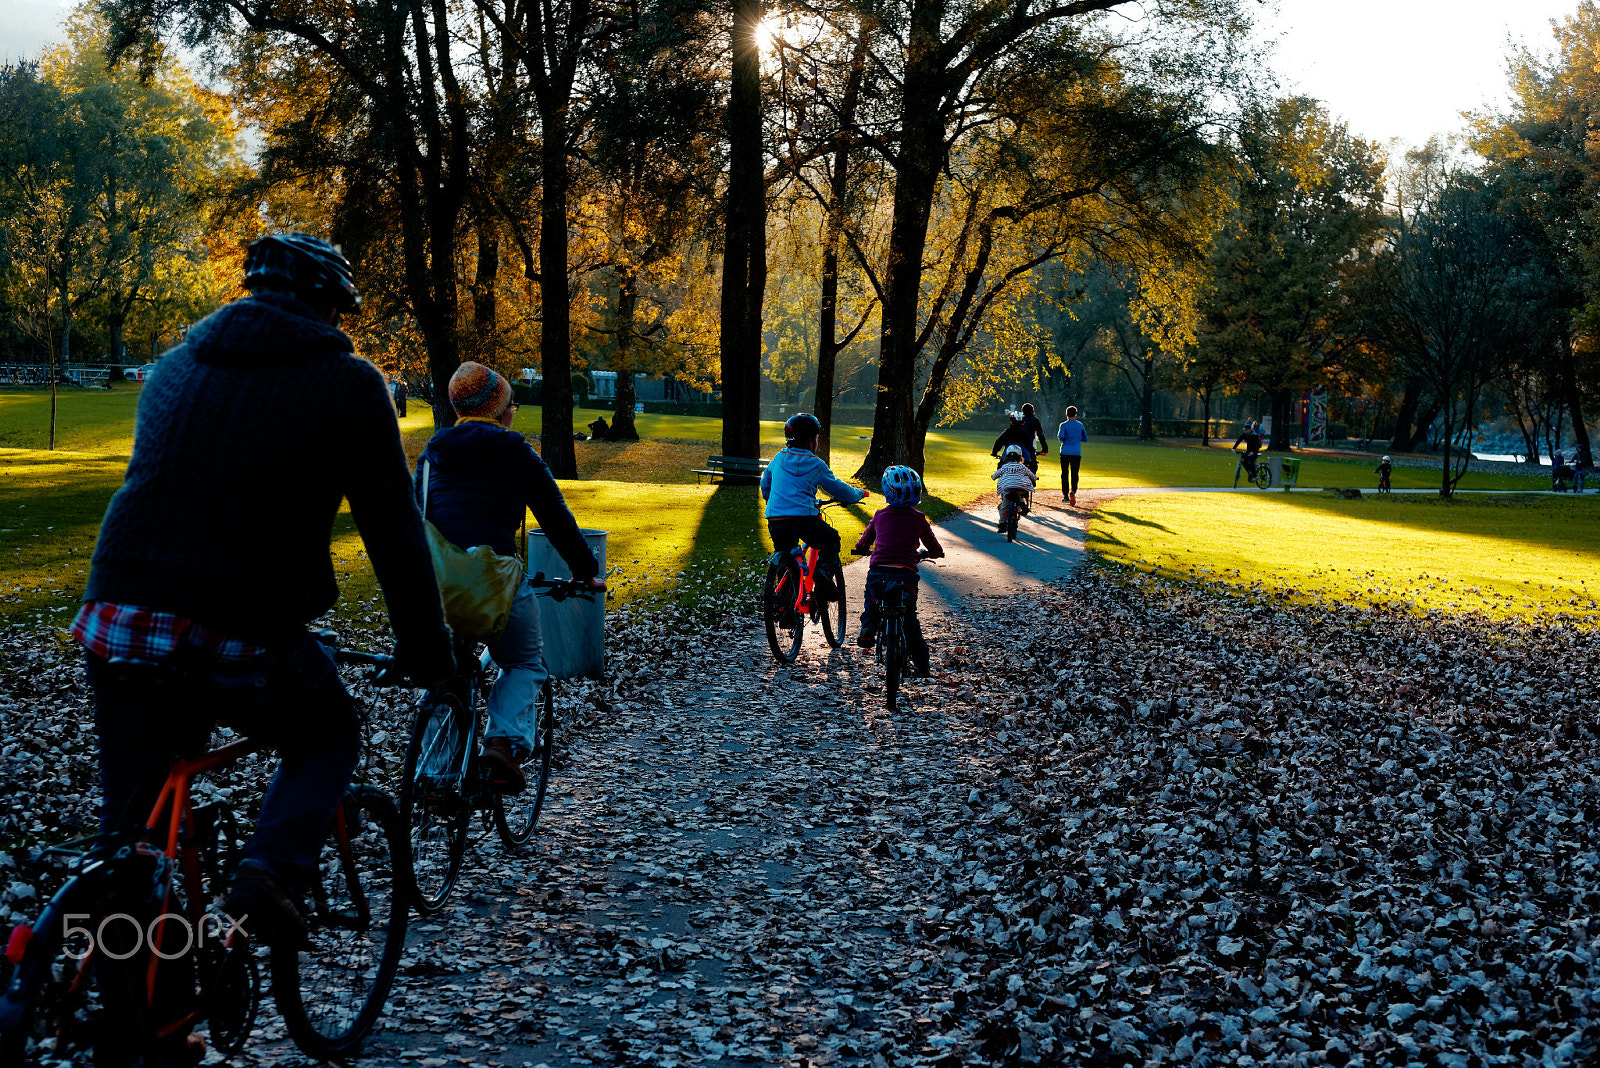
693, 455, 768, 484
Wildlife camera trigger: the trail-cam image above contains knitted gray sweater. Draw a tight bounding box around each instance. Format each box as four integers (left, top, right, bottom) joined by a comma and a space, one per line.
85, 292, 452, 678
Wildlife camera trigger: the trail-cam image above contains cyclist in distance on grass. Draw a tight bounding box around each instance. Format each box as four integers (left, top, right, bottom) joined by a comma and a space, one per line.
415, 361, 606, 793
761, 413, 868, 602
73, 234, 456, 1047
1233, 419, 1264, 478
854, 466, 943, 676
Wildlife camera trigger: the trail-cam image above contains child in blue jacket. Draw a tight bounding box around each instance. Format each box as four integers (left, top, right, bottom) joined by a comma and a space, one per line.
760, 413, 869, 599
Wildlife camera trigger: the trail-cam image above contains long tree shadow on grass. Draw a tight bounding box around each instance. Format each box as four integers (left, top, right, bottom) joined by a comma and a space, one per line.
683, 484, 773, 607
1262, 492, 1600, 555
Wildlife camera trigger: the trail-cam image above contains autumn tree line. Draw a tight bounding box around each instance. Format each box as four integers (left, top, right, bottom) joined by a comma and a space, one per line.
2, 0, 1599, 492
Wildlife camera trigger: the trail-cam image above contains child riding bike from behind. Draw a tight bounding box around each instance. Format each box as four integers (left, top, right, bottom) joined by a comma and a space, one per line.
991, 444, 1038, 530
761, 413, 869, 603
854, 466, 944, 676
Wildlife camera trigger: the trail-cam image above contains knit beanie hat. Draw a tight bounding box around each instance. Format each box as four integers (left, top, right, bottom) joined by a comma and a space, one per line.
448, 362, 513, 419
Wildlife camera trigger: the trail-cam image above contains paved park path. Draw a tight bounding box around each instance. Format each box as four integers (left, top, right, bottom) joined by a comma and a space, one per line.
841, 491, 1090, 621
239, 496, 1092, 1068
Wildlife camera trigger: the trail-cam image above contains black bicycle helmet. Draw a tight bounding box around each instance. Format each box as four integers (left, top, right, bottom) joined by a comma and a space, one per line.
784, 412, 822, 444
243, 232, 362, 313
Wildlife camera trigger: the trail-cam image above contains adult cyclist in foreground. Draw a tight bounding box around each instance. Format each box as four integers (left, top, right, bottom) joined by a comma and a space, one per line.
73, 233, 454, 1063
761, 413, 868, 603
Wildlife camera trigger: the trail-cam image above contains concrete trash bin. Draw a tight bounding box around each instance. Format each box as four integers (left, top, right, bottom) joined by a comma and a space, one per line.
527, 528, 607, 679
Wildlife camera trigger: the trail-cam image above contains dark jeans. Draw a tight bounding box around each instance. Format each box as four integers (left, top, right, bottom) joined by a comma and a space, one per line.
861, 567, 929, 668
88, 633, 360, 893
1060, 454, 1081, 493
768, 515, 843, 588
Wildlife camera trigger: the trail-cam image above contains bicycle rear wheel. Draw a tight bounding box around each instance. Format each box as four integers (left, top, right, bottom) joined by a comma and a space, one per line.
1, 864, 192, 1068
401, 694, 471, 913
274, 786, 408, 1060
495, 680, 555, 846
884, 619, 905, 711
762, 561, 805, 663
1253, 464, 1272, 489
0, 884, 100, 1066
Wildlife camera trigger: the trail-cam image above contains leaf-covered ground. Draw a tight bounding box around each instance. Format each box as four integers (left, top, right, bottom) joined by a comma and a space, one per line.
3, 562, 1599, 1067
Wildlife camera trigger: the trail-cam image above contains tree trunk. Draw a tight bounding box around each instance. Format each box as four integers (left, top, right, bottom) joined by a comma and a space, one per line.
1139, 354, 1154, 440
1201, 387, 1213, 446
1560, 332, 1593, 467
472, 220, 500, 352
1390, 376, 1422, 452
52, 282, 66, 451
538, 102, 578, 477
108, 301, 125, 368
1402, 399, 1441, 452
718, 0, 765, 470
811, 36, 868, 465
856, 0, 945, 483
609, 271, 641, 440
1267, 388, 1293, 452
380, 0, 461, 430
1509, 387, 1539, 463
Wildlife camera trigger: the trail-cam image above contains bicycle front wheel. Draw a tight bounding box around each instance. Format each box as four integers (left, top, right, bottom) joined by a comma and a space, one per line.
401, 693, 471, 913
763, 562, 805, 663
495, 681, 555, 846
274, 786, 408, 1060
818, 571, 847, 648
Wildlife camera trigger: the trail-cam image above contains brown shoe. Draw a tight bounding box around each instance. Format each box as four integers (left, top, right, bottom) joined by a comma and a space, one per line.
482, 737, 528, 794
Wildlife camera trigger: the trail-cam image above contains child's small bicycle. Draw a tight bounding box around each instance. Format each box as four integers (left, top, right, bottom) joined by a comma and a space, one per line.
862, 551, 933, 710
999, 488, 1032, 542
762, 500, 848, 663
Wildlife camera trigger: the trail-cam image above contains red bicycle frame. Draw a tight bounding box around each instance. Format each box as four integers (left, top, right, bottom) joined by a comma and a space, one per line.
107, 738, 365, 1035
784, 546, 820, 615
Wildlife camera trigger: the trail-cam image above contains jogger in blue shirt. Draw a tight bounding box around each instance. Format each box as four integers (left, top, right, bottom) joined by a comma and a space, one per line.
1057, 405, 1088, 505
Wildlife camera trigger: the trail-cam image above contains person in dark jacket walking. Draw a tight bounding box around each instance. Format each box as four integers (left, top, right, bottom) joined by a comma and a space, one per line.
991, 411, 1039, 471
1019, 402, 1049, 460
417, 361, 605, 792
73, 233, 455, 1057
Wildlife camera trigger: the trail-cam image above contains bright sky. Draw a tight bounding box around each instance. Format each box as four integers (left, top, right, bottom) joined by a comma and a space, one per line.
0, 0, 1582, 149
1262, 0, 1579, 149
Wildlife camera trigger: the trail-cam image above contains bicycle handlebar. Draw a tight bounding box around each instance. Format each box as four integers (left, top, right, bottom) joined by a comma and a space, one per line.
527, 571, 600, 602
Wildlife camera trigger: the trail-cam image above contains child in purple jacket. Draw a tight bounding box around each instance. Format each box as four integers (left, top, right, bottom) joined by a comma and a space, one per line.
854, 465, 944, 675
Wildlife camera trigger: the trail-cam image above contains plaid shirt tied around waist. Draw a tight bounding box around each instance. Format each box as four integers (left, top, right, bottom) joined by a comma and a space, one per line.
72, 601, 268, 665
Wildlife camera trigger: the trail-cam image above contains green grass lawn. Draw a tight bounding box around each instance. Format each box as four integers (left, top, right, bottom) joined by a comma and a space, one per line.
0, 386, 1560, 622
1088, 491, 1600, 619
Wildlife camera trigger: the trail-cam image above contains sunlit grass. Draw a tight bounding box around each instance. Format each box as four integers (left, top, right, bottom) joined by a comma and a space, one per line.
1088, 492, 1600, 619
0, 387, 1560, 625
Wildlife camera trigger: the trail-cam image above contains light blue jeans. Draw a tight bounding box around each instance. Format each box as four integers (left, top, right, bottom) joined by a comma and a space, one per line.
485, 578, 547, 753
